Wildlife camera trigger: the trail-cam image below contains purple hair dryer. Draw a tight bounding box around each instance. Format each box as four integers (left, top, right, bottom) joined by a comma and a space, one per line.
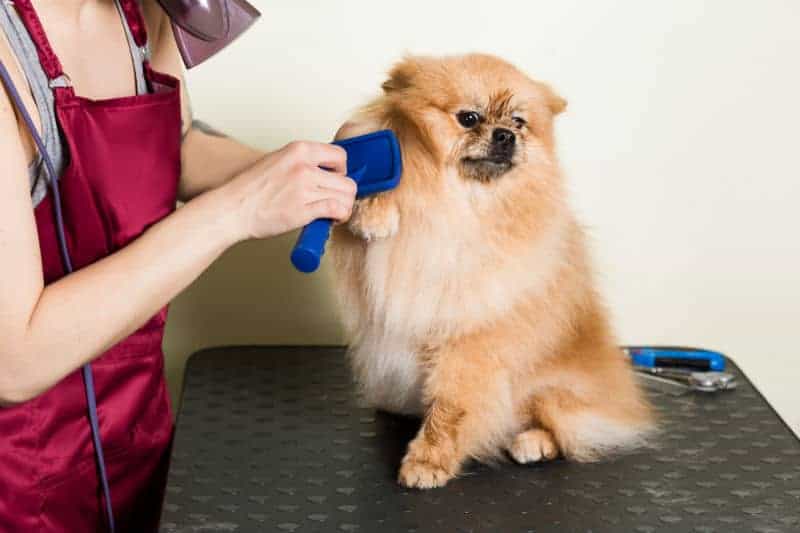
158, 0, 261, 68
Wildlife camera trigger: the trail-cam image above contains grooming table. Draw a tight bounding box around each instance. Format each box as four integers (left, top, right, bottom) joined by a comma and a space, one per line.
160, 346, 800, 533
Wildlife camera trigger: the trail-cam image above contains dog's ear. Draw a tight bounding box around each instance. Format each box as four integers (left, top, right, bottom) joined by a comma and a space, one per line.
544, 84, 567, 115
549, 93, 567, 115
382, 57, 419, 93
547, 87, 567, 116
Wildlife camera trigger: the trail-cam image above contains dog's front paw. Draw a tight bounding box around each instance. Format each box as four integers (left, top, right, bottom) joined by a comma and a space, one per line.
398, 458, 453, 489
509, 429, 560, 464
348, 198, 399, 241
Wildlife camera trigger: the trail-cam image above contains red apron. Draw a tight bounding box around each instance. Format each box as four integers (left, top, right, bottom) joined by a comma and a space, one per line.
0, 1, 180, 531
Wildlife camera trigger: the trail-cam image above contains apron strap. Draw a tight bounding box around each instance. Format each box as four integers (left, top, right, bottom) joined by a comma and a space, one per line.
7, 0, 65, 81
117, 0, 149, 50
10, 0, 149, 84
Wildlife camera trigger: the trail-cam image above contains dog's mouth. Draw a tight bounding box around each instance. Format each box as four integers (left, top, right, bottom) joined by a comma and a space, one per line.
460, 156, 514, 180
463, 156, 513, 167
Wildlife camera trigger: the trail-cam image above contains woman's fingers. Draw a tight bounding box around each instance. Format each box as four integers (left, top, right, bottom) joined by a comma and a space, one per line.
285, 141, 347, 175
306, 188, 355, 222
289, 144, 358, 222
298, 167, 356, 215
307, 197, 352, 223
314, 168, 358, 195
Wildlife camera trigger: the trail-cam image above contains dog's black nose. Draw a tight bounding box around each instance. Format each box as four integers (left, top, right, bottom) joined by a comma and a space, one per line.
492, 128, 515, 147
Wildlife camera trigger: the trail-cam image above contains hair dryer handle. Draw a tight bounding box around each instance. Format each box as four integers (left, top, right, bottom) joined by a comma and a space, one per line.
291, 218, 334, 273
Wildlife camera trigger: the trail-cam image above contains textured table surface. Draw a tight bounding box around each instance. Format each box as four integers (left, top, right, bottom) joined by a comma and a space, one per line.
160, 346, 800, 533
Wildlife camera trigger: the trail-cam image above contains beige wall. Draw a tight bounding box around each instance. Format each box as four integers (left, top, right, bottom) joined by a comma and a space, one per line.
164, 0, 800, 433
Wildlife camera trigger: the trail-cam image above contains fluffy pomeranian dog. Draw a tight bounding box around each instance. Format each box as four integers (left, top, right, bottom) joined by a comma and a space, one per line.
330, 54, 654, 489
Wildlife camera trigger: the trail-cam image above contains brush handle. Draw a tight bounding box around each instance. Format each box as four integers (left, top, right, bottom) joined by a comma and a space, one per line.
290, 159, 368, 274
291, 218, 333, 273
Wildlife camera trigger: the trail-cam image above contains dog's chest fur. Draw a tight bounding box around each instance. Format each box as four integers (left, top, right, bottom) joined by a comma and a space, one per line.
347, 180, 568, 415
347, 332, 425, 415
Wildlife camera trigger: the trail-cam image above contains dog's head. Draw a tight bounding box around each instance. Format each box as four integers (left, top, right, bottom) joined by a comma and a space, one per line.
378, 54, 567, 183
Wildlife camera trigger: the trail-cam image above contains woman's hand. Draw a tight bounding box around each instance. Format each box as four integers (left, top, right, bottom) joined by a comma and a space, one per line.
221, 141, 357, 243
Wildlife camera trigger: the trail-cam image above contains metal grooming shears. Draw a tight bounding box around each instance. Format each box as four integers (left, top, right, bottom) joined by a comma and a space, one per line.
635, 367, 738, 393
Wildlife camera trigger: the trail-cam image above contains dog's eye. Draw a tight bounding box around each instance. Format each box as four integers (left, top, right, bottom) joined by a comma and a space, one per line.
456, 111, 481, 128
512, 116, 527, 128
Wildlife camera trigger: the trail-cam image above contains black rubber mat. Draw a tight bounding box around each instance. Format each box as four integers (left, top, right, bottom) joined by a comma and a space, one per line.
160, 346, 800, 533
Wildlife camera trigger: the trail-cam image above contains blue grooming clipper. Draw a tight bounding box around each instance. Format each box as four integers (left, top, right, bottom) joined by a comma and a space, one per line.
291, 130, 402, 273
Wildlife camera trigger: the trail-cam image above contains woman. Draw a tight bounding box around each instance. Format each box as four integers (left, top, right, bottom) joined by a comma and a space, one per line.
0, 0, 356, 530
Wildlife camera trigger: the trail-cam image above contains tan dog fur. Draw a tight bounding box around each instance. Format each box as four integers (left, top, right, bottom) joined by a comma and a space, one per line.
330, 54, 654, 489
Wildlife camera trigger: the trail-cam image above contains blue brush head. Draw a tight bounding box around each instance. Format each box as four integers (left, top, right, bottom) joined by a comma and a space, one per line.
335, 129, 402, 197
291, 129, 403, 273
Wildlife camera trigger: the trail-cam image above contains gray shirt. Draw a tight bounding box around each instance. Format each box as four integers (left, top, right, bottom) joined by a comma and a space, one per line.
0, 0, 149, 207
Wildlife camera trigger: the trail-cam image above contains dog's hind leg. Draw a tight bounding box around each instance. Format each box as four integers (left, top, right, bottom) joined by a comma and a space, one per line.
522, 386, 653, 463
508, 428, 560, 464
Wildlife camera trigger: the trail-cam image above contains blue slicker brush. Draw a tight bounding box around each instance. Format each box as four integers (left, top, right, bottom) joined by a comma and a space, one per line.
291, 130, 403, 273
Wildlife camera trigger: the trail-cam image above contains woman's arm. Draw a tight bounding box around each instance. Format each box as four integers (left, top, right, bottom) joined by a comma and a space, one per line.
0, 78, 356, 406
146, 4, 266, 201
